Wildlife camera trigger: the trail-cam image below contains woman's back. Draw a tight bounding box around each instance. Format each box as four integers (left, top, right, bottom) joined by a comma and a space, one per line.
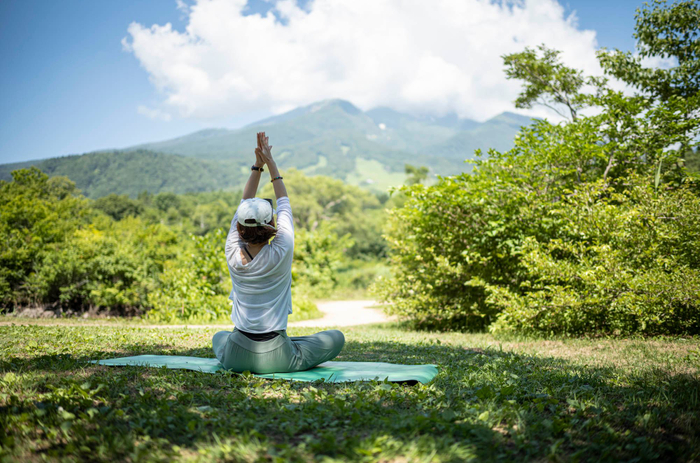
213, 131, 344, 374
225, 196, 294, 333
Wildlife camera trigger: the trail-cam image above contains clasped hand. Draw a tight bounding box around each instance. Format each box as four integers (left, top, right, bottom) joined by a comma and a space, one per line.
254, 132, 274, 167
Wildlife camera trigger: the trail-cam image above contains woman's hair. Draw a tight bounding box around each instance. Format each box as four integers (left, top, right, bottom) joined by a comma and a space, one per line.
237, 222, 276, 244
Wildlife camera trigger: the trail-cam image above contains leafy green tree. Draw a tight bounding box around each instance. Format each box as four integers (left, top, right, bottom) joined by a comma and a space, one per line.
260, 169, 387, 258
27, 217, 179, 313
292, 222, 355, 298
404, 164, 429, 185
376, 0, 700, 334
598, 0, 699, 102
153, 192, 181, 213
597, 0, 700, 182
0, 168, 88, 308
503, 44, 606, 120
93, 194, 144, 220
685, 147, 700, 174
1, 165, 345, 318
147, 229, 230, 322
486, 179, 700, 335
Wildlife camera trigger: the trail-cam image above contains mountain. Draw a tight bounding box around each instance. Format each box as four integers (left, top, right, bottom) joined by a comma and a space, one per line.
135, 100, 381, 161
1, 99, 534, 198
423, 112, 534, 159
0, 150, 244, 199
134, 99, 534, 184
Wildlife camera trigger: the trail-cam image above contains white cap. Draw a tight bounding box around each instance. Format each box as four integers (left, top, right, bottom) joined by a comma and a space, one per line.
237, 198, 276, 229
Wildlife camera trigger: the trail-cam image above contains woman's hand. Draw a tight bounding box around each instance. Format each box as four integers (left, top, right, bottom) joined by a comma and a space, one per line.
254, 145, 265, 168
255, 132, 274, 166
253, 132, 266, 167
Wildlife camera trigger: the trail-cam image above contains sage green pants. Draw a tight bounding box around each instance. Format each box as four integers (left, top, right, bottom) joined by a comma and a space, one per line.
212, 328, 345, 374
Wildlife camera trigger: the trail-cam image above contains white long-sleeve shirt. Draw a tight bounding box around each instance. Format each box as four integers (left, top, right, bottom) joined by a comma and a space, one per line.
225, 196, 294, 332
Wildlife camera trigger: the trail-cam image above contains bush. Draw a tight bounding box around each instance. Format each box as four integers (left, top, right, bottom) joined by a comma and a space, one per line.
147, 229, 230, 323
27, 218, 178, 314
0, 168, 88, 308
486, 179, 700, 335
373, 177, 525, 331
146, 228, 324, 323
375, 0, 700, 335
288, 293, 323, 322
292, 222, 354, 298
93, 194, 144, 220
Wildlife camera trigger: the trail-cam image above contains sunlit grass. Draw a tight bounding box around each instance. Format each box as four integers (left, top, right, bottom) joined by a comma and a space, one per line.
1, 322, 699, 461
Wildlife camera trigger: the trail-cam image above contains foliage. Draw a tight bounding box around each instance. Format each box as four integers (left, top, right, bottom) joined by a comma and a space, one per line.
0, 167, 336, 320
135, 189, 243, 236
685, 146, 700, 174
332, 260, 392, 300
93, 194, 144, 221
27, 218, 178, 314
0, 168, 89, 308
1, 324, 699, 461
404, 164, 429, 185
261, 168, 388, 259
376, 0, 700, 335
292, 222, 355, 298
503, 45, 606, 120
597, 0, 700, 102
147, 229, 230, 323
486, 180, 700, 335
0, 150, 246, 199
142, 228, 321, 324
288, 293, 324, 322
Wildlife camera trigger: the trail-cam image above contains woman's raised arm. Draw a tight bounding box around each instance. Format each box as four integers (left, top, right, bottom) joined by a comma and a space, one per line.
241, 135, 267, 199
256, 132, 287, 200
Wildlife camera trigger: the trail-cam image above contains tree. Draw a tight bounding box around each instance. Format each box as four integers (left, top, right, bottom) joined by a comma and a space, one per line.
503, 44, 606, 120
597, 0, 700, 102
259, 169, 386, 258
404, 164, 429, 185
0, 168, 88, 308
685, 147, 700, 174
93, 194, 144, 220
376, 0, 700, 334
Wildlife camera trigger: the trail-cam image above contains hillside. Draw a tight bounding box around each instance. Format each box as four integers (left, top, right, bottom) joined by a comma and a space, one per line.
423, 112, 534, 158
0, 99, 534, 198
0, 150, 244, 199
135, 99, 533, 174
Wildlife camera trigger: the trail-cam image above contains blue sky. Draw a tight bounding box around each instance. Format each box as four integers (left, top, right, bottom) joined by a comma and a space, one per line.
0, 0, 646, 164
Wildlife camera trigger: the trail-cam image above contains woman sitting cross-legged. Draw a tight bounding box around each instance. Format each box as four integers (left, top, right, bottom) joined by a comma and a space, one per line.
212, 131, 345, 374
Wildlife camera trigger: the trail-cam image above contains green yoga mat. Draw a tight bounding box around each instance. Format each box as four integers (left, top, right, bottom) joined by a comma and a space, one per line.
91, 355, 438, 384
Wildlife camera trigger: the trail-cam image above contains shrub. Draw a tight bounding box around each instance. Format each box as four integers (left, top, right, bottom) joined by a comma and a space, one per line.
0, 168, 88, 308
292, 222, 354, 298
147, 229, 230, 322
486, 179, 700, 335
27, 218, 178, 313
288, 293, 323, 322
375, 0, 700, 334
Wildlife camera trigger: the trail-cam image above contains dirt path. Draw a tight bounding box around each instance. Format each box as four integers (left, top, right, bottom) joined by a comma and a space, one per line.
290, 300, 390, 328
0, 300, 391, 329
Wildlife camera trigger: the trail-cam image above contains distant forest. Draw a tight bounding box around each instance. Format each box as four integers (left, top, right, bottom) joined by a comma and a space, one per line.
0, 150, 244, 198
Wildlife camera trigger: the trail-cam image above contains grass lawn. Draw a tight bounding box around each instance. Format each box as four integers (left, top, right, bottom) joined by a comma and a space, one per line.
1, 321, 699, 462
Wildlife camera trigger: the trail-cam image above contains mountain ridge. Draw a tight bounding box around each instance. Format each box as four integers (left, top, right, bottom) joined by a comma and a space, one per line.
1, 99, 535, 198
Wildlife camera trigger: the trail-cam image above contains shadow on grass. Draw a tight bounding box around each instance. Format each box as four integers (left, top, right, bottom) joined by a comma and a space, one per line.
2, 337, 700, 461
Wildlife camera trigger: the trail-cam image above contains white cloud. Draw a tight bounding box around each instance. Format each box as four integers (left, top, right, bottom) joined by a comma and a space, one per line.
137, 105, 173, 121
175, 0, 190, 14
639, 54, 677, 70
124, 0, 604, 122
